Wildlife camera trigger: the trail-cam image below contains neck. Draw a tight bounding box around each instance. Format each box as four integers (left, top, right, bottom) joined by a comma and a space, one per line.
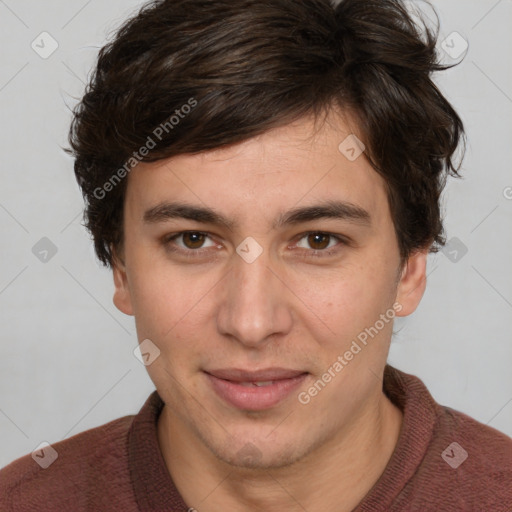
157, 388, 402, 512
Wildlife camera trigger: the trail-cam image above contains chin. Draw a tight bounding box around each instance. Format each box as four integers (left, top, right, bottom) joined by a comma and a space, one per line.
205, 433, 310, 471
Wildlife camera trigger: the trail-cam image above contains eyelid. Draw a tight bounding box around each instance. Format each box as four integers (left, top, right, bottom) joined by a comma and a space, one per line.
289, 231, 349, 257
292, 231, 346, 248
167, 231, 218, 249
163, 231, 220, 258
163, 230, 349, 257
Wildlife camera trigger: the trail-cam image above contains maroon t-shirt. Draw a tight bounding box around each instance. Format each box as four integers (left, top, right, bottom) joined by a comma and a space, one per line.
1, 365, 511, 511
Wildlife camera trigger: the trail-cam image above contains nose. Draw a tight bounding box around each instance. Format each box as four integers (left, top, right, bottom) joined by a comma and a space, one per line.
216, 246, 293, 348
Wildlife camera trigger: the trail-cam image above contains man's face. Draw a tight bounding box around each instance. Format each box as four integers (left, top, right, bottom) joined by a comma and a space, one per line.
113, 111, 426, 469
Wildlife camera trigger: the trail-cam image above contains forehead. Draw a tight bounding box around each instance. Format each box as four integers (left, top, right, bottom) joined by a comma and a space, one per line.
124, 112, 389, 230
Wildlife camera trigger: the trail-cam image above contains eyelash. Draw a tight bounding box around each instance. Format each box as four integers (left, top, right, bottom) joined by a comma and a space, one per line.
162, 231, 348, 259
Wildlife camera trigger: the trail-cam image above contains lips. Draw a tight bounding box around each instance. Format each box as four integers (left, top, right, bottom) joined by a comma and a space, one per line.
206, 368, 306, 382
204, 368, 308, 411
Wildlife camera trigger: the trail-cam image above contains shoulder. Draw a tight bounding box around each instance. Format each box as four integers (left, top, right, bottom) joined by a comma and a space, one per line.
0, 414, 137, 511
413, 404, 512, 509
437, 404, 512, 478
382, 366, 512, 510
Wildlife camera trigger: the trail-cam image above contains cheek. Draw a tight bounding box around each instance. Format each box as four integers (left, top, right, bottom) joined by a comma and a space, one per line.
288, 258, 397, 349
128, 260, 221, 352
129, 270, 211, 390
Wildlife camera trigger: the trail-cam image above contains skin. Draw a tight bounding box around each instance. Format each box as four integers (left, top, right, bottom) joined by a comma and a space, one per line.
112, 110, 428, 512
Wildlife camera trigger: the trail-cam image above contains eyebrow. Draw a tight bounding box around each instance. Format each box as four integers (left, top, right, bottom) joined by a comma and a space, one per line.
143, 200, 372, 230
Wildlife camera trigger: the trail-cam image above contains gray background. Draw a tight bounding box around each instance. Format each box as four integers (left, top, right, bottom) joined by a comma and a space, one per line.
0, 0, 511, 468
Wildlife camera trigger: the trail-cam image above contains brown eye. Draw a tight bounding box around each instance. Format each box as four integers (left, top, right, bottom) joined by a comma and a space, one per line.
181, 232, 207, 249
163, 231, 218, 258
294, 231, 347, 257
307, 233, 331, 250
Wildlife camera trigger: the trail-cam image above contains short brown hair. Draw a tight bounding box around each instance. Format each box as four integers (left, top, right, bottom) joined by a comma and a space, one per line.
66, 0, 465, 268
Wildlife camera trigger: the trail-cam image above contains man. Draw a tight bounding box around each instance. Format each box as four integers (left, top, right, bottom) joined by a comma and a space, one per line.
1, 0, 511, 510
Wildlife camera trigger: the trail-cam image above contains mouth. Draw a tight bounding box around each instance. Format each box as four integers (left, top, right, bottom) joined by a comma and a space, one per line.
204, 368, 309, 411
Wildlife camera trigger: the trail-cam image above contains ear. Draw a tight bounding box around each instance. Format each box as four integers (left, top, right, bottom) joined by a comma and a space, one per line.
112, 248, 134, 316
395, 248, 428, 317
